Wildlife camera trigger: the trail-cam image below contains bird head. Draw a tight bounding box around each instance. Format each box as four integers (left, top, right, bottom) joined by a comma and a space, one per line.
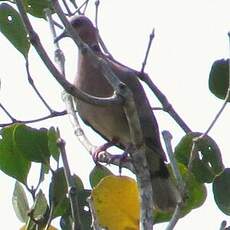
54, 15, 98, 47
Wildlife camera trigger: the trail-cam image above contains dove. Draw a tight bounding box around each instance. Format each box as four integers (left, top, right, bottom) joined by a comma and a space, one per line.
55, 15, 181, 211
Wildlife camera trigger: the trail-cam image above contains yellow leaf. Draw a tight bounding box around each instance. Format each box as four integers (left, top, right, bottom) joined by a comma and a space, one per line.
91, 175, 140, 230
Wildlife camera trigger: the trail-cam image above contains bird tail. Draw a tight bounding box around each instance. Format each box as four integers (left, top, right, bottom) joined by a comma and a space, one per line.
151, 175, 181, 211
146, 149, 181, 211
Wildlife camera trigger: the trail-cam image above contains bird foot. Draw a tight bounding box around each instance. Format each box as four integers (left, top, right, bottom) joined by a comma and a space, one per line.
109, 151, 129, 174
92, 139, 118, 162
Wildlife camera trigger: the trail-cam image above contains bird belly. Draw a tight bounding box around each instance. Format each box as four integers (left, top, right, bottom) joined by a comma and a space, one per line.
76, 100, 131, 148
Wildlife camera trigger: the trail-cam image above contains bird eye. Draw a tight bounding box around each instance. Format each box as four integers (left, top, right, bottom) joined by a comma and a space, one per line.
72, 19, 83, 27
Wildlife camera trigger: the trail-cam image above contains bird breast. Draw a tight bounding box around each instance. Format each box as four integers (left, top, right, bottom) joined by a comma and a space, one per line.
74, 55, 131, 147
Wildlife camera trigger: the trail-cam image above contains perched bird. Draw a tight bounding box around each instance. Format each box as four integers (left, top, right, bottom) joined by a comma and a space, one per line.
56, 15, 181, 211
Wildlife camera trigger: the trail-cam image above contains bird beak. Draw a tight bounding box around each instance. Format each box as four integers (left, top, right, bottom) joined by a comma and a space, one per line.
54, 30, 69, 43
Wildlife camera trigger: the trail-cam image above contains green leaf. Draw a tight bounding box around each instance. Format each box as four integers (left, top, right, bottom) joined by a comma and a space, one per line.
50, 168, 88, 222
0, 3, 30, 57
49, 168, 67, 206
78, 189, 92, 229
48, 127, 60, 162
213, 168, 230, 215
21, 190, 49, 229
175, 132, 224, 183
209, 59, 230, 101
13, 124, 50, 164
49, 168, 69, 218
180, 164, 207, 211
0, 124, 31, 184
60, 189, 92, 230
23, 0, 52, 18
12, 181, 29, 223
32, 190, 49, 226
89, 164, 113, 188
73, 174, 84, 192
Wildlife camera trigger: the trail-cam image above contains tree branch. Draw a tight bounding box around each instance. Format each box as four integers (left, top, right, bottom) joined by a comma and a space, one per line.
139, 72, 192, 133
197, 48, 230, 138
141, 28, 155, 73
94, 0, 100, 29
0, 103, 17, 123
15, 0, 122, 107
0, 110, 67, 127
87, 196, 102, 230
162, 130, 184, 230
103, 52, 191, 134
25, 58, 55, 114
61, 0, 73, 15
166, 204, 181, 230
57, 137, 83, 230
162, 130, 185, 194
189, 32, 230, 167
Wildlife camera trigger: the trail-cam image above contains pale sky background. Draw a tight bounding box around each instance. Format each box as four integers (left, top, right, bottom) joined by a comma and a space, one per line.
0, 0, 230, 229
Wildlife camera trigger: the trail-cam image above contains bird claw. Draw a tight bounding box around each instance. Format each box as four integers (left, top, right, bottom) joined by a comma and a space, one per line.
109, 151, 129, 174
92, 139, 118, 162
92, 139, 129, 174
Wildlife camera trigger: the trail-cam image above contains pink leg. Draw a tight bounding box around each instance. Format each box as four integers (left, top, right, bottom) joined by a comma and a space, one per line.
93, 139, 118, 162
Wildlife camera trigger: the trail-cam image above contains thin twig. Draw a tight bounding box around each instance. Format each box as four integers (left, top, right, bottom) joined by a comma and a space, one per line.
139, 72, 192, 133
82, 0, 89, 14
189, 32, 230, 166
139, 27, 190, 133
53, 19, 64, 29
199, 32, 230, 138
151, 106, 163, 111
166, 204, 181, 230
0, 110, 67, 127
197, 92, 229, 140
0, 103, 17, 122
93, 0, 114, 58
25, 59, 54, 114
44, 202, 54, 230
57, 137, 83, 230
47, 10, 82, 230
95, 0, 100, 29
162, 130, 185, 195
69, 0, 78, 9
141, 28, 155, 73
46, 9, 66, 76
61, 0, 72, 15
87, 196, 102, 230
72, 0, 89, 15
162, 131, 184, 230
62, 92, 95, 152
